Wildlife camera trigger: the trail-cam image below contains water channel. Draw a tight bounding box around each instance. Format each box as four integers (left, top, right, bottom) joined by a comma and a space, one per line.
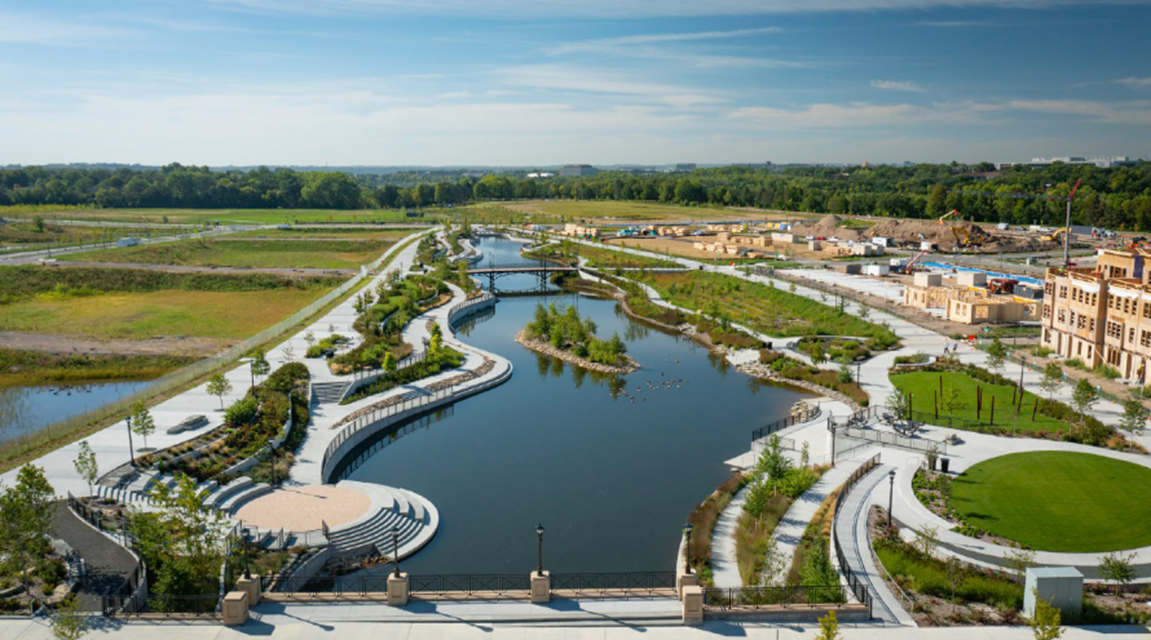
350, 237, 808, 575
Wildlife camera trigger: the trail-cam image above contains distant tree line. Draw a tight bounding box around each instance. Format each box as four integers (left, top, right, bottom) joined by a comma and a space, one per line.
3, 161, 1151, 230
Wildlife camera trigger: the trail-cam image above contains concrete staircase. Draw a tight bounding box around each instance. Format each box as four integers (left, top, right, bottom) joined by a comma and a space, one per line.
97, 471, 272, 517
312, 381, 353, 404
326, 480, 439, 561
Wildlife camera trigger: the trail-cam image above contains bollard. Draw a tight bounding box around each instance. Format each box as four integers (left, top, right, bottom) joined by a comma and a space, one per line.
222, 591, 249, 626
236, 574, 261, 606
682, 586, 704, 625
387, 572, 409, 606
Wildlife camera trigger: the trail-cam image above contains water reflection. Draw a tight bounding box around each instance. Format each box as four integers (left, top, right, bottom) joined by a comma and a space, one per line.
0, 380, 157, 445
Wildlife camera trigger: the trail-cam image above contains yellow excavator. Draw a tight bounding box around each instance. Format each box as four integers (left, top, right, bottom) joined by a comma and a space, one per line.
938, 210, 984, 248
1043, 227, 1069, 243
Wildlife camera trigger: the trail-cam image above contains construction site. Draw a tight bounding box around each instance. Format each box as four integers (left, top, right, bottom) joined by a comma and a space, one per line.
787, 213, 1065, 254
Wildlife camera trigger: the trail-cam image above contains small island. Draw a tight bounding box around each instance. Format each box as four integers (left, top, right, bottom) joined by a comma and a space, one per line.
517, 302, 640, 374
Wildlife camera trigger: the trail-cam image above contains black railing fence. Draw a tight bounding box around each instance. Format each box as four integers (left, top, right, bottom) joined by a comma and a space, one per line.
103, 594, 220, 618
830, 453, 881, 617
751, 404, 821, 442
550, 572, 676, 597
703, 585, 847, 610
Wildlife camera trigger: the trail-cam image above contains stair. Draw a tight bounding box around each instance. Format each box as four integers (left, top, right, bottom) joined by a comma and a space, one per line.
205, 477, 253, 510
312, 381, 353, 405
325, 481, 439, 561
218, 482, 273, 514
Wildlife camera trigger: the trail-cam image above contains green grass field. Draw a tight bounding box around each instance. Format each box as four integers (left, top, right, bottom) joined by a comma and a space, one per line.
506, 200, 740, 222
19, 207, 424, 226
67, 237, 398, 269
0, 288, 333, 340
227, 228, 419, 240
950, 451, 1151, 552
890, 371, 1068, 433
524, 241, 681, 269
640, 271, 900, 344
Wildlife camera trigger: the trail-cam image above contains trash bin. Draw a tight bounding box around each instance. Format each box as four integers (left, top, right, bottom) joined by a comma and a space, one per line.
940, 458, 950, 474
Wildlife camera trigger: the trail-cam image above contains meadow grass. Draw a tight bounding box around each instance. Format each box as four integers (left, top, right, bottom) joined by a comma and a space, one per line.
0, 288, 333, 340
67, 237, 397, 269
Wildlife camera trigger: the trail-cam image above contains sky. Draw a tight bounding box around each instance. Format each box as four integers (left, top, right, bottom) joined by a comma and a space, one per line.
1, 0, 1149, 166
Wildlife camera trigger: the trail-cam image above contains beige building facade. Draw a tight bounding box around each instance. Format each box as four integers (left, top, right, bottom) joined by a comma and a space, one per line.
1040, 249, 1151, 380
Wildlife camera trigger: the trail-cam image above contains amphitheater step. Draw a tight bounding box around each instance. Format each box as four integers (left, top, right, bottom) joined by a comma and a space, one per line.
312, 381, 353, 405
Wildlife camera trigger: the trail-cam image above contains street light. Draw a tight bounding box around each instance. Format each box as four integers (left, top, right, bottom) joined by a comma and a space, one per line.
683, 522, 694, 574
887, 470, 897, 532
125, 415, 136, 467
392, 526, 401, 577
242, 528, 251, 579
536, 524, 545, 576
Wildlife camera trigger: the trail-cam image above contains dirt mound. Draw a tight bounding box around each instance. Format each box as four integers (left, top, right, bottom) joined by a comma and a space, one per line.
790, 215, 864, 241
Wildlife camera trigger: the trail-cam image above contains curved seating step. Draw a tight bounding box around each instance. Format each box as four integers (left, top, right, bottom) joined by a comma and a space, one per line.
219, 483, 273, 514
205, 477, 253, 509
325, 481, 439, 561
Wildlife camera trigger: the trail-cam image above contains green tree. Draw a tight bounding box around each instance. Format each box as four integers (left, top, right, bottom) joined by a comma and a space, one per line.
1121, 397, 1148, 439
815, 609, 842, 640
73, 441, 99, 496
1040, 362, 1064, 401
939, 386, 967, 424
129, 475, 233, 597
382, 351, 396, 373
885, 390, 910, 420
986, 338, 1008, 374
206, 373, 232, 410
1029, 589, 1065, 640
250, 348, 270, 389
33, 216, 46, 232
1006, 544, 1036, 583
1071, 378, 1099, 419
1099, 551, 1136, 595
50, 593, 88, 640
130, 400, 156, 450
0, 465, 55, 594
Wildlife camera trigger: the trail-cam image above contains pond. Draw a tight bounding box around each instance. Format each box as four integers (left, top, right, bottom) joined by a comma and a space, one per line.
0, 380, 157, 446
348, 237, 808, 575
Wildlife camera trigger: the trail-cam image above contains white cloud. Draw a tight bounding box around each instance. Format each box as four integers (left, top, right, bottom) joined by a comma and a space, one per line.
1010, 99, 1151, 125
1117, 77, 1151, 89
871, 80, 925, 93
0, 12, 132, 45
732, 101, 1001, 128
496, 64, 727, 106
200, 0, 1151, 19
544, 27, 782, 55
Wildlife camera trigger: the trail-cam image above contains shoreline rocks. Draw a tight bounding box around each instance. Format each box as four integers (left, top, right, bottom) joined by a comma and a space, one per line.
514, 330, 640, 375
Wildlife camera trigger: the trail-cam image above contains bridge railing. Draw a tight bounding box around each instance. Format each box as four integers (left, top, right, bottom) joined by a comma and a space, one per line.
830, 452, 881, 616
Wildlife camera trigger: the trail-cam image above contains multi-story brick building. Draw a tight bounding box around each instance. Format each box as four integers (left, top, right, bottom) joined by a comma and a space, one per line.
1040, 249, 1150, 381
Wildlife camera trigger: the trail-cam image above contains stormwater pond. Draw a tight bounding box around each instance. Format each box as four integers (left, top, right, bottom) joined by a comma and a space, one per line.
348, 237, 808, 575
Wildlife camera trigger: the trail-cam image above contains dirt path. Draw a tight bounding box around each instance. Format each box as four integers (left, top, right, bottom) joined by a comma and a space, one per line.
0, 330, 230, 356
49, 260, 356, 278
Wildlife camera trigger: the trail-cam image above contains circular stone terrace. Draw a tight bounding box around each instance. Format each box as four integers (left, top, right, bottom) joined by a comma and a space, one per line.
234, 485, 371, 531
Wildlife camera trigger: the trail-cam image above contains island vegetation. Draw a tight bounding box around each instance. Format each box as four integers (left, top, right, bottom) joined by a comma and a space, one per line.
519, 302, 636, 373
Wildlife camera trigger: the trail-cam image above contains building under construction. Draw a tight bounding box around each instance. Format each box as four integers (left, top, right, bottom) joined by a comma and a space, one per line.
1040, 249, 1151, 380
905, 271, 1040, 325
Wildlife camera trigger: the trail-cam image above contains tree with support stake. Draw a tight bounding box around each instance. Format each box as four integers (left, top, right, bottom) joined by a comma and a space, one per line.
207, 373, 232, 410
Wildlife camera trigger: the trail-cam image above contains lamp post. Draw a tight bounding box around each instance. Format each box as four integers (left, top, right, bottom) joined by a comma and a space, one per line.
242, 528, 251, 579
536, 524, 545, 576
125, 415, 136, 467
887, 469, 897, 531
392, 526, 401, 577
683, 522, 694, 574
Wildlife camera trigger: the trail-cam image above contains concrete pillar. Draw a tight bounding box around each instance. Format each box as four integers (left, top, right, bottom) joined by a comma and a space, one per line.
387, 573, 409, 606
676, 571, 698, 599
530, 570, 550, 604
222, 591, 249, 626
236, 574, 261, 606
682, 585, 704, 625
1024, 567, 1083, 619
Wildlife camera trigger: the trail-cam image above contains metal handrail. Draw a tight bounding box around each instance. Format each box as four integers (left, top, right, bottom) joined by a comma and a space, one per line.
830, 452, 882, 615
752, 405, 822, 442
702, 585, 847, 610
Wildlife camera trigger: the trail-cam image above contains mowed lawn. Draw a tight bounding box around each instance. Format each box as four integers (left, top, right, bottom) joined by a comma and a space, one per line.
890, 371, 1069, 433
950, 451, 1151, 552
68, 237, 397, 269
0, 288, 331, 340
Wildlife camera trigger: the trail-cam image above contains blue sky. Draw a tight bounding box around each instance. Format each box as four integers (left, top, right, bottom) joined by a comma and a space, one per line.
1, 0, 1149, 166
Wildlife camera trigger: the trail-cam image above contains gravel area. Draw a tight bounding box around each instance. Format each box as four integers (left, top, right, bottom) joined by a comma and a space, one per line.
233, 485, 371, 531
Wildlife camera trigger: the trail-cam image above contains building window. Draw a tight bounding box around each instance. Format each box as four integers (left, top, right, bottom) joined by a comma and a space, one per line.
1059, 286, 1067, 299
1144, 303, 1151, 319
1108, 321, 1122, 339
1131, 327, 1137, 343
1141, 330, 1150, 348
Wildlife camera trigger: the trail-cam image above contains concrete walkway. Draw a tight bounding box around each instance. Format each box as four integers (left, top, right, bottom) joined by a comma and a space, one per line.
709, 486, 748, 588
51, 501, 137, 612
769, 462, 859, 586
